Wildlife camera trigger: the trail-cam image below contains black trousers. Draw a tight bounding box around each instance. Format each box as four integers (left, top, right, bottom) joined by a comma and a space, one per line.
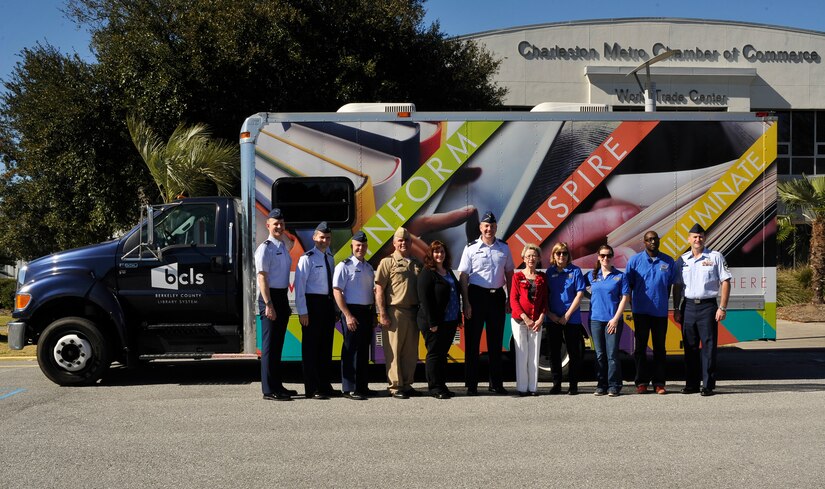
302, 294, 336, 396
465, 285, 505, 390
546, 321, 584, 385
259, 288, 290, 395
633, 313, 668, 387
340, 304, 375, 393
682, 301, 718, 390
424, 321, 458, 394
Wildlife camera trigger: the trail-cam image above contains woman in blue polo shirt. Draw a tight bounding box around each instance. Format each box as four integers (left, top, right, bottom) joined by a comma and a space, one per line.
586, 244, 630, 397
545, 242, 586, 395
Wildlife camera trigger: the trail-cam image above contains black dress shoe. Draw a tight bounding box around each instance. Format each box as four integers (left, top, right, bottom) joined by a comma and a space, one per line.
263, 393, 291, 401
700, 388, 715, 397
343, 391, 366, 401
405, 388, 423, 397
567, 386, 579, 396
392, 391, 409, 399
357, 388, 380, 397
309, 393, 329, 400
466, 388, 479, 397
529, 391, 539, 397
432, 392, 450, 400
488, 386, 508, 395
549, 384, 562, 395
275, 386, 299, 397
443, 390, 455, 398
681, 386, 700, 394
321, 389, 342, 398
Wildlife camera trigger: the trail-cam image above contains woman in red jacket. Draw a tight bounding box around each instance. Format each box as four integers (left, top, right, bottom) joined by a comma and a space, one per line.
510, 243, 548, 396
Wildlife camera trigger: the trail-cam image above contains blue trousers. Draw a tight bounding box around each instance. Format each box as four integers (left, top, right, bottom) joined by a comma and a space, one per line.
682, 301, 718, 390
259, 288, 290, 395
591, 319, 624, 392
340, 304, 375, 393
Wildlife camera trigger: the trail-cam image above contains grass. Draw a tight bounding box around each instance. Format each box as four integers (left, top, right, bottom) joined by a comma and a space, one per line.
0, 314, 37, 357
777, 266, 813, 308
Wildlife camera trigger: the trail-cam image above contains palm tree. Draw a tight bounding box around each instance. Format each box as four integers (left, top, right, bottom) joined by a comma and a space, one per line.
127, 115, 239, 203
778, 176, 825, 304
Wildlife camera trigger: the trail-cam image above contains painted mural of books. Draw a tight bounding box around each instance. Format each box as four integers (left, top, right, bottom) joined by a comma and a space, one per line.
607, 162, 777, 257
254, 123, 404, 232
300, 120, 423, 183
607, 161, 730, 248
706, 166, 776, 257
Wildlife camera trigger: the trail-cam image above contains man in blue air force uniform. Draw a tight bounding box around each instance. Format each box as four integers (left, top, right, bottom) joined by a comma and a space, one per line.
255, 208, 297, 402
294, 222, 337, 400
332, 231, 378, 400
672, 223, 731, 397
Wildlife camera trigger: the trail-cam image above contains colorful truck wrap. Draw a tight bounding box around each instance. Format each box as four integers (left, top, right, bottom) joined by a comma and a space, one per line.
243, 109, 777, 364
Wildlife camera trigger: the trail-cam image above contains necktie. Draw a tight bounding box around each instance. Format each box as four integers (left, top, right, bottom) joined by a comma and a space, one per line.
324, 252, 333, 298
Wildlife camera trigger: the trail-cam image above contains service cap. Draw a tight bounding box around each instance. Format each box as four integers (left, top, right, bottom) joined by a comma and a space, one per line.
316, 221, 331, 233
267, 208, 283, 219
688, 223, 706, 234
394, 227, 410, 239
481, 211, 497, 224
352, 230, 368, 243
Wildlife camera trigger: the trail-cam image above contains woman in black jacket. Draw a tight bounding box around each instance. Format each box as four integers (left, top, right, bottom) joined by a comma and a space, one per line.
417, 240, 463, 399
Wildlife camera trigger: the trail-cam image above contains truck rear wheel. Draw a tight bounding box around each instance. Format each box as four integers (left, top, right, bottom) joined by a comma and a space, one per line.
36, 317, 111, 386
538, 340, 569, 381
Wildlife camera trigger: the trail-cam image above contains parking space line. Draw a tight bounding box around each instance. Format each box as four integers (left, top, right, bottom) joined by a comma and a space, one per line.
0, 388, 26, 400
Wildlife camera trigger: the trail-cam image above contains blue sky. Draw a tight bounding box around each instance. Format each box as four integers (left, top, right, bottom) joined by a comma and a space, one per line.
1, 0, 823, 83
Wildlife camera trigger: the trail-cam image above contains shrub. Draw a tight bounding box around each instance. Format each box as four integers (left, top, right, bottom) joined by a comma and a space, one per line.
777, 266, 813, 307
0, 278, 17, 310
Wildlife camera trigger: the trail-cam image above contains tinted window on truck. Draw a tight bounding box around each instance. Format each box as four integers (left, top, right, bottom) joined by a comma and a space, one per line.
121, 203, 218, 259
272, 177, 355, 228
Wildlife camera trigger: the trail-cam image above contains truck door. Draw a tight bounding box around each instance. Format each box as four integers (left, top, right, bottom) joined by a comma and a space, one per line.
117, 202, 232, 325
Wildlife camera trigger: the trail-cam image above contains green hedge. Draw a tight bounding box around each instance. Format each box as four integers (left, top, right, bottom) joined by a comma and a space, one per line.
0, 278, 16, 310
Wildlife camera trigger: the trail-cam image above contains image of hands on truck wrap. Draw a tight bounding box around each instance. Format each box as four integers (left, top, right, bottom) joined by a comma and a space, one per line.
8, 103, 777, 386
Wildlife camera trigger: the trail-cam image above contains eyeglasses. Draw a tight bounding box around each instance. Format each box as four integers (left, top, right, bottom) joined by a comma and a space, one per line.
598, 254, 614, 259
554, 251, 569, 256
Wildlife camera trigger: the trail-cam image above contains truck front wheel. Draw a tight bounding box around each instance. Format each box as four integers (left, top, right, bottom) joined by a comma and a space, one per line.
37, 317, 111, 386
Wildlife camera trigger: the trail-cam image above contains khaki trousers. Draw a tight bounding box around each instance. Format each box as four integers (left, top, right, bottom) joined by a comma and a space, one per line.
382, 306, 420, 393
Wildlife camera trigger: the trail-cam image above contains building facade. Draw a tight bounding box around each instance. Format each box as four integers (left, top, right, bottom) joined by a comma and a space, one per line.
465, 18, 825, 177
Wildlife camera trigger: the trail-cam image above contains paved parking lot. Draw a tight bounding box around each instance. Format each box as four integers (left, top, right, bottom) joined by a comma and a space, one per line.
2, 321, 824, 488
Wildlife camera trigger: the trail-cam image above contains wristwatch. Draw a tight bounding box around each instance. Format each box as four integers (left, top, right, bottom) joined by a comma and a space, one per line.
266, 301, 273, 306
718, 306, 727, 312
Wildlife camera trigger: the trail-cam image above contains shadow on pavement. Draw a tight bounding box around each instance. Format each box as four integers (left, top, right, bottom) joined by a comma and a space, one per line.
95, 346, 825, 388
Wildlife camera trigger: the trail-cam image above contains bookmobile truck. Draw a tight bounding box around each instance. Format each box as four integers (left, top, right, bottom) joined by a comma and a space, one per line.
9, 103, 777, 386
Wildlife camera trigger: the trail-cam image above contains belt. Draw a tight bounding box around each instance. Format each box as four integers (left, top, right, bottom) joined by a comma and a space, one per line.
470, 284, 503, 294
306, 293, 333, 299
686, 298, 716, 305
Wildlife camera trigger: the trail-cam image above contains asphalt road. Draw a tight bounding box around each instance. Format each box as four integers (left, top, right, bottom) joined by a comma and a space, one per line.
2, 323, 825, 488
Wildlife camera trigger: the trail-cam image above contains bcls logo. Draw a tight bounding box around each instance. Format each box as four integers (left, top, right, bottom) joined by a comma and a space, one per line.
151, 263, 205, 290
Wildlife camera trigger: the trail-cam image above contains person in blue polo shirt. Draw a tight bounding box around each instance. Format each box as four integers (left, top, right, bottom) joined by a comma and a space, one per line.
545, 242, 586, 395
586, 244, 630, 397
625, 231, 680, 395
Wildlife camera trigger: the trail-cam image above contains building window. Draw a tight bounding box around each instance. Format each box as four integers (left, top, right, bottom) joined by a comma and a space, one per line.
762, 110, 824, 176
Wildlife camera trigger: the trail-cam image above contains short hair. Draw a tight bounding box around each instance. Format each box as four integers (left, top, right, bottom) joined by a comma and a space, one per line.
521, 243, 542, 268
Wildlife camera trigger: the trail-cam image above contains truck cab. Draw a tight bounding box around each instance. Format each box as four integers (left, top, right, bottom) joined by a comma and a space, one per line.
8, 197, 245, 385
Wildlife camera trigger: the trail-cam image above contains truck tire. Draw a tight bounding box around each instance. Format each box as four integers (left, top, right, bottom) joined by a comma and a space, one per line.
36, 317, 111, 386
